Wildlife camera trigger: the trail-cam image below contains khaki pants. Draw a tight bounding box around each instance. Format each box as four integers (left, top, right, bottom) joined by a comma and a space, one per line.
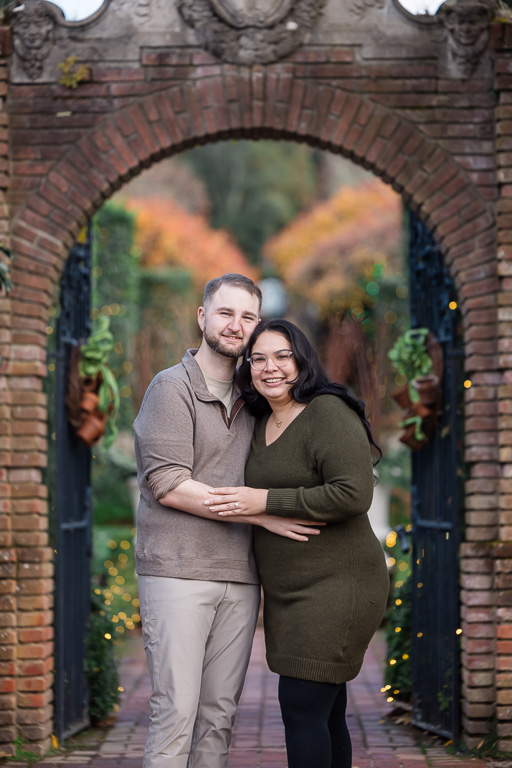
139, 575, 260, 768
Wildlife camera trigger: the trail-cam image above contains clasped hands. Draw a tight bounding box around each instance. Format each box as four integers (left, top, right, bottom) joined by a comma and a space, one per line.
204, 486, 268, 516
204, 487, 326, 542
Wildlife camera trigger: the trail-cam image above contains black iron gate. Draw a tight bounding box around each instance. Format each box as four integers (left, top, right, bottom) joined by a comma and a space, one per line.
53, 229, 93, 740
409, 211, 463, 739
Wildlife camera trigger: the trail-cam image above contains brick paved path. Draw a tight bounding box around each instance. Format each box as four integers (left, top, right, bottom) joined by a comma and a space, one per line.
7, 629, 487, 768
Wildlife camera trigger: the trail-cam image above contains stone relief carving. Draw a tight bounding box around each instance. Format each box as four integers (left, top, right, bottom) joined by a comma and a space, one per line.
210, 0, 295, 27
12, 0, 57, 79
177, 0, 328, 65
438, 0, 496, 78
348, 0, 385, 21
118, 0, 151, 22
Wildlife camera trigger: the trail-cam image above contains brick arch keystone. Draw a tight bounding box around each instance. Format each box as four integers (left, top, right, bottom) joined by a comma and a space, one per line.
11, 74, 496, 320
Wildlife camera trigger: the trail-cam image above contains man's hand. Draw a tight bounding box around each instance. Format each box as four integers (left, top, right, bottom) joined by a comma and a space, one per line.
204, 486, 268, 516
254, 515, 325, 541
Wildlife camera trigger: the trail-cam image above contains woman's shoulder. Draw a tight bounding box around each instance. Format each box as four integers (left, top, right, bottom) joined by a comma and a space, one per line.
306, 393, 354, 416
305, 393, 364, 434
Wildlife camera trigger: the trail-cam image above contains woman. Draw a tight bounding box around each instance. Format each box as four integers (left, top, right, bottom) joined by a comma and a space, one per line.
204, 319, 389, 768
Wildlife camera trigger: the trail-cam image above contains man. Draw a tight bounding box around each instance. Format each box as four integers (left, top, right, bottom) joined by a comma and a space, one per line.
134, 274, 314, 768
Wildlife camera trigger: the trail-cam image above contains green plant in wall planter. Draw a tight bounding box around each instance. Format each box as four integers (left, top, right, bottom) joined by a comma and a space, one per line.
398, 413, 426, 443
76, 315, 120, 449
388, 328, 433, 405
388, 328, 442, 451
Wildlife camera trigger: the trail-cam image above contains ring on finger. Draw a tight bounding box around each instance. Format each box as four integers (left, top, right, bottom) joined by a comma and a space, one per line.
235, 501, 239, 510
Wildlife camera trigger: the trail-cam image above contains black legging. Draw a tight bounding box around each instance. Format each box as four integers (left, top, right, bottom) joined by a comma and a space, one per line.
278, 676, 352, 768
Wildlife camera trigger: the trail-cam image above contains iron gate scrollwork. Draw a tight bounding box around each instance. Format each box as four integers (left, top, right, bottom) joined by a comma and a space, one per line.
53, 228, 93, 740
408, 210, 464, 740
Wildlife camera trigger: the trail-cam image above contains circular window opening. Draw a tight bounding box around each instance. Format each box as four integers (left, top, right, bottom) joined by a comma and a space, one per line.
50, 0, 105, 21
397, 0, 444, 14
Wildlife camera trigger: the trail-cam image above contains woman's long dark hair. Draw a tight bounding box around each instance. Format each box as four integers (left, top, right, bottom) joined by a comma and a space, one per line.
237, 318, 382, 462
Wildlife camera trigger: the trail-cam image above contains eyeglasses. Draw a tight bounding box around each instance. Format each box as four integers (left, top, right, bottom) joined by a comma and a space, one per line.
247, 350, 294, 370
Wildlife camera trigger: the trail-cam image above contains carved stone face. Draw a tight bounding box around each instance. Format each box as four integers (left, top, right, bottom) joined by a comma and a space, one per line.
443, 6, 490, 46
209, 0, 294, 28
178, 0, 327, 66
14, 4, 55, 50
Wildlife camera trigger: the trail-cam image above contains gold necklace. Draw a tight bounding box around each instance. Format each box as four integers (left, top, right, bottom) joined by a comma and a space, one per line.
274, 402, 295, 428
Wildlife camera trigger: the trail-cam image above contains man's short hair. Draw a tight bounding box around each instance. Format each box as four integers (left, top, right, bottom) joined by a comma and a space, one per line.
203, 274, 262, 312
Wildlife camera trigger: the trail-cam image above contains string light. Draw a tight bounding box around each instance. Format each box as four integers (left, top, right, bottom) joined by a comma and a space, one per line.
464, 380, 472, 389
449, 301, 457, 310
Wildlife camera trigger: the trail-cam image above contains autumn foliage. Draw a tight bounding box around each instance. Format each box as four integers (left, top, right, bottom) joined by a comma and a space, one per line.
264, 180, 402, 313
125, 197, 257, 285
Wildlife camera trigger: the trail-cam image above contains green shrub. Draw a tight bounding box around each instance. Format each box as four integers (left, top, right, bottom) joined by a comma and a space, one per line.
85, 591, 120, 723
92, 525, 140, 637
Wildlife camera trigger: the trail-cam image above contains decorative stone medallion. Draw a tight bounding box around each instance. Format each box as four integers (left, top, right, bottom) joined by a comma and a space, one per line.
177, 0, 328, 65
12, 0, 57, 80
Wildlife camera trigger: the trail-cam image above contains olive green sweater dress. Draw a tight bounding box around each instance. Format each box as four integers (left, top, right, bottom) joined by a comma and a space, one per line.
246, 394, 389, 685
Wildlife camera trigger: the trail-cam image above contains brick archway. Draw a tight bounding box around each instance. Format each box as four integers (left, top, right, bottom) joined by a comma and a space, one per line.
11, 75, 495, 315
2, 59, 503, 755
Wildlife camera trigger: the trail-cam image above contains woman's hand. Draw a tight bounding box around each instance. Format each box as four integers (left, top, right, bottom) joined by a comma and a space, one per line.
257, 515, 325, 541
204, 486, 268, 516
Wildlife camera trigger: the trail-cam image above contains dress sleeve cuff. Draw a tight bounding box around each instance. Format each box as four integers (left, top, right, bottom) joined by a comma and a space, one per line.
266, 488, 298, 516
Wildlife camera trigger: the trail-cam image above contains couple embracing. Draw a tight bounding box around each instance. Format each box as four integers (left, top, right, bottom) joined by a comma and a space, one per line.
133, 273, 389, 768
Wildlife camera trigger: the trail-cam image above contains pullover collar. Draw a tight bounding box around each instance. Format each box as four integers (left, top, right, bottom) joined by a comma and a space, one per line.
182, 349, 246, 427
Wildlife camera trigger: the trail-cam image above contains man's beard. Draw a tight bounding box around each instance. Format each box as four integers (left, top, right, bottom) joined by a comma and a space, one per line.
204, 328, 245, 359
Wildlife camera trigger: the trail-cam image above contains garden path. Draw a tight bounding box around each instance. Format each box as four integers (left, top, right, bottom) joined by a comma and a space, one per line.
6, 629, 488, 768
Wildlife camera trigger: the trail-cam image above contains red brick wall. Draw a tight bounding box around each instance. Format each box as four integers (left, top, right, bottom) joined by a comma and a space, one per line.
0, 25, 16, 753
1, 18, 510, 756
493, 22, 512, 753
